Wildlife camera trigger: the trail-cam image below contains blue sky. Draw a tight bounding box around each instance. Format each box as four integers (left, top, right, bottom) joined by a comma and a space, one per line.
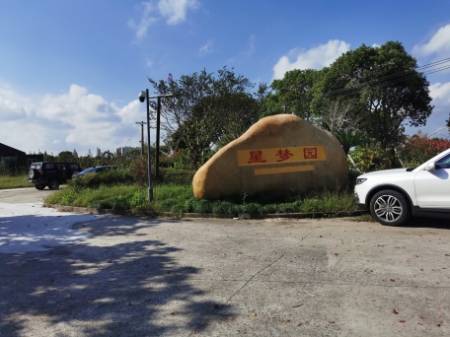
1, 0, 450, 153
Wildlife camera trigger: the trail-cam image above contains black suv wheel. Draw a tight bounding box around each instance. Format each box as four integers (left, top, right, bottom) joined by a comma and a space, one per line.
35, 184, 46, 190
49, 180, 60, 190
369, 189, 410, 226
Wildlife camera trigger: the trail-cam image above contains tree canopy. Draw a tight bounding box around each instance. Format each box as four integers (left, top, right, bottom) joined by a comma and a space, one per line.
146, 42, 434, 167
319, 41, 432, 150
260, 69, 323, 120
149, 68, 259, 167
261, 42, 433, 156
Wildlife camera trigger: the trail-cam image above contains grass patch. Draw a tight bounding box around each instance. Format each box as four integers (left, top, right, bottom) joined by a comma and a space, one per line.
350, 214, 374, 222
46, 183, 359, 217
46, 185, 148, 212
0, 175, 32, 189
72, 169, 134, 189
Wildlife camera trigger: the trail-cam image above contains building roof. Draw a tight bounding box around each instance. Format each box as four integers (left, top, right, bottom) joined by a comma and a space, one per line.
0, 143, 26, 156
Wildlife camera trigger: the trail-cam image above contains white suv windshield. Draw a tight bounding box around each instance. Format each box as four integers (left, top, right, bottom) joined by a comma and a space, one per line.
436, 154, 450, 169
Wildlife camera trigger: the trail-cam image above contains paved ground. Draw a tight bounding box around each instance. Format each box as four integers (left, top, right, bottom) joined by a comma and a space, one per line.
0, 187, 54, 203
1, 188, 450, 337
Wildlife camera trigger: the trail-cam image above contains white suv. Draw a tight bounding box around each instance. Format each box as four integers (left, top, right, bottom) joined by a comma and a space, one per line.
354, 149, 450, 225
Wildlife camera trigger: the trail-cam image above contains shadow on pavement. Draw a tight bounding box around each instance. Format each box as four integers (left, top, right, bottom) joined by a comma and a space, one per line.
0, 215, 235, 337
404, 215, 450, 229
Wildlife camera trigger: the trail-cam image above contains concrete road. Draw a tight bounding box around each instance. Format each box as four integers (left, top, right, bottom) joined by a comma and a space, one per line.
0, 188, 96, 254
0, 187, 54, 203
1, 188, 450, 337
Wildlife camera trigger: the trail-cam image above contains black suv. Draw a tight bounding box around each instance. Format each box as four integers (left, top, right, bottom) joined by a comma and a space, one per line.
28, 162, 81, 190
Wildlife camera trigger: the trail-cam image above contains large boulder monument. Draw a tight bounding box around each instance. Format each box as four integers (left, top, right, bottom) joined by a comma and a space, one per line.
192, 114, 348, 199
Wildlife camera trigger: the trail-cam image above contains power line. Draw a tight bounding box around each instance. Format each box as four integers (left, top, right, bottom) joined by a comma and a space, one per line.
324, 57, 450, 98
417, 57, 450, 70
424, 64, 450, 75
347, 56, 450, 89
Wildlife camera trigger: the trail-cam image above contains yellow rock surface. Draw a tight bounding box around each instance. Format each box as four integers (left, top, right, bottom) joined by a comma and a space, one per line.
192, 114, 348, 199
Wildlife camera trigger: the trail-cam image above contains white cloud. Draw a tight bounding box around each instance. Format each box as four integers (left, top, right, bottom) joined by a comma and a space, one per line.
430, 82, 450, 105
0, 83, 147, 154
1, 120, 65, 154
411, 82, 450, 137
198, 39, 214, 56
117, 99, 144, 122
414, 23, 450, 56
158, 0, 198, 25
0, 84, 33, 120
129, 0, 198, 40
129, 2, 158, 40
273, 40, 350, 79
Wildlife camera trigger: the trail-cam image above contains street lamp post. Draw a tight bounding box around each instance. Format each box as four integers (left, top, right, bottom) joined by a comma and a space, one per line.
139, 89, 153, 202
139, 90, 173, 204
155, 96, 162, 179
152, 94, 174, 179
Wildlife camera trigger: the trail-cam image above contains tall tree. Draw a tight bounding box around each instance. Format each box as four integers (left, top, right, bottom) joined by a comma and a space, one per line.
149, 68, 258, 167
149, 67, 251, 134
57, 151, 76, 162
319, 42, 432, 153
170, 93, 259, 168
269, 69, 323, 120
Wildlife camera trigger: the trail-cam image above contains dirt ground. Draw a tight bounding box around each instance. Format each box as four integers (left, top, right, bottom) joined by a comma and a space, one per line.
1, 188, 449, 337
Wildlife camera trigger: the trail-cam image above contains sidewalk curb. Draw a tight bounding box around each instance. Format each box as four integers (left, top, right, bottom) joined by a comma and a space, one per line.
44, 203, 367, 220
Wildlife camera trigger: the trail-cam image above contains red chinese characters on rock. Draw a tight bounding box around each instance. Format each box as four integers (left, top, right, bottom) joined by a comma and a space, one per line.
303, 147, 318, 160
276, 148, 294, 162
248, 150, 266, 164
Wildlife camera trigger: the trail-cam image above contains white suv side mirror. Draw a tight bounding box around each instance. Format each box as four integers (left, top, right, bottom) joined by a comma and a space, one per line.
424, 162, 435, 171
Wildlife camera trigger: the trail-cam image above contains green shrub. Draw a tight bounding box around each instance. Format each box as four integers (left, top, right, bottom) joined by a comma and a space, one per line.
45, 183, 358, 217
161, 168, 194, 185
71, 169, 134, 189
300, 196, 323, 213
191, 199, 212, 214
129, 157, 147, 186
211, 201, 238, 216
276, 201, 302, 213
261, 204, 278, 214
154, 184, 192, 200
240, 202, 262, 216
45, 188, 68, 205
59, 186, 78, 205
129, 189, 148, 209
183, 198, 196, 212
350, 146, 392, 173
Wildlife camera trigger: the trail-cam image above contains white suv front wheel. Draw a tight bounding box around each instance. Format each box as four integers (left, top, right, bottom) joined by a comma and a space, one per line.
369, 189, 410, 226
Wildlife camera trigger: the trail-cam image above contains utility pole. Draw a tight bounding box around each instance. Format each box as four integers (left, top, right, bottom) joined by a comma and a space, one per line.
155, 97, 162, 179
145, 89, 153, 202
135, 121, 146, 156
139, 90, 173, 203
151, 94, 173, 179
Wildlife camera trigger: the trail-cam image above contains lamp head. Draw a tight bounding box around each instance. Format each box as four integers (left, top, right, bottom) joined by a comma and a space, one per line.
138, 90, 146, 103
